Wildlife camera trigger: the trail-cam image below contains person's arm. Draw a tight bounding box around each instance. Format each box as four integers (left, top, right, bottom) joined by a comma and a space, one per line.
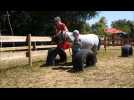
78, 40, 82, 49
54, 25, 61, 36
64, 25, 68, 32
54, 26, 57, 36
62, 23, 69, 32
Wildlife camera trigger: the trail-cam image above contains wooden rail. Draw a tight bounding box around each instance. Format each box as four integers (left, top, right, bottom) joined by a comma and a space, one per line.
0, 35, 55, 67
0, 35, 52, 42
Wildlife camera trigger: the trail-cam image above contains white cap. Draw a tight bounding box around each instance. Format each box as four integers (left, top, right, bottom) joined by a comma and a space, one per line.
73, 30, 79, 35
73, 30, 79, 33
54, 16, 61, 22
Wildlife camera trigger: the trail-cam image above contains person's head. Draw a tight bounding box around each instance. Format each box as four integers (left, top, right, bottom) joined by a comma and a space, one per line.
73, 30, 80, 38
54, 16, 61, 24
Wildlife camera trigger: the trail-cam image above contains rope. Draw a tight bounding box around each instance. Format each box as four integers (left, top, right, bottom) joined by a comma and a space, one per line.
7, 11, 14, 36
6, 11, 15, 47
0, 30, 2, 51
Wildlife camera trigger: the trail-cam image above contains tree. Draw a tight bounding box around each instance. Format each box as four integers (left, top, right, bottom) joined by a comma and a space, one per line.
80, 22, 92, 34
91, 17, 107, 35
28, 11, 99, 35
0, 11, 33, 36
0, 11, 98, 36
111, 19, 134, 37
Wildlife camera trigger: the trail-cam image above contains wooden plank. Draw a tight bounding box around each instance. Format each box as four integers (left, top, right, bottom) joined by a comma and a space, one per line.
0, 45, 57, 52
0, 36, 52, 42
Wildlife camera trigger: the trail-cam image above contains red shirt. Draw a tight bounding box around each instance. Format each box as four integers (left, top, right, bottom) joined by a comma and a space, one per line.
55, 22, 68, 35
57, 41, 71, 50
55, 22, 70, 49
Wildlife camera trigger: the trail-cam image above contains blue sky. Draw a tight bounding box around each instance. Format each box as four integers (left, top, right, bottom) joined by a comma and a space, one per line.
87, 11, 134, 28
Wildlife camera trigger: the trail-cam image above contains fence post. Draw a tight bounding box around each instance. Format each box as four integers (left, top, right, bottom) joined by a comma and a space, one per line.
28, 34, 32, 67
33, 42, 36, 50
0, 31, 2, 49
104, 35, 107, 52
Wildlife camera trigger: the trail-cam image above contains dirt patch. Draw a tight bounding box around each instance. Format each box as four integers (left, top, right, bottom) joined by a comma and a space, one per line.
0, 47, 134, 88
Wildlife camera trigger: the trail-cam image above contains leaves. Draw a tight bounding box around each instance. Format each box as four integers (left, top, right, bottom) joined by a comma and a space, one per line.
111, 19, 134, 37
0, 11, 98, 36
91, 16, 107, 35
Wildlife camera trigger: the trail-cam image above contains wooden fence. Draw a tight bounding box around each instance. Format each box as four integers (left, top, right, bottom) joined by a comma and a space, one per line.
101, 37, 134, 46
1, 35, 134, 66
0, 34, 56, 67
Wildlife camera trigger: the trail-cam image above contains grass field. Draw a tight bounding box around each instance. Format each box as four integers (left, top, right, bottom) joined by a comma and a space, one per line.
0, 46, 134, 88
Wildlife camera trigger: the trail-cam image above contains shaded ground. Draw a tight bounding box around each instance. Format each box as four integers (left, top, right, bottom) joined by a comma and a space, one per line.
0, 47, 134, 88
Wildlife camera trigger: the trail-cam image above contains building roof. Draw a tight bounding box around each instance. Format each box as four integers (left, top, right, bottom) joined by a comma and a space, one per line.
104, 28, 123, 35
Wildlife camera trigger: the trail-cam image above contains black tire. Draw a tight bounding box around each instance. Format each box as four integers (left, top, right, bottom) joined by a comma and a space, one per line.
121, 46, 129, 57
86, 51, 97, 66
129, 46, 133, 56
73, 49, 97, 71
56, 48, 67, 63
46, 47, 67, 66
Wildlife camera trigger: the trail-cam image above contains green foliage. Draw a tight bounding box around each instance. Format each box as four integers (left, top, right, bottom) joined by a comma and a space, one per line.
81, 22, 92, 34
0, 11, 98, 36
111, 19, 134, 37
91, 17, 107, 35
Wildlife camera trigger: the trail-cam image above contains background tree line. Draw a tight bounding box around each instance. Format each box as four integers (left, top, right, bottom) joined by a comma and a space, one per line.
111, 19, 134, 37
0, 11, 134, 37
0, 11, 98, 36
90, 17, 134, 37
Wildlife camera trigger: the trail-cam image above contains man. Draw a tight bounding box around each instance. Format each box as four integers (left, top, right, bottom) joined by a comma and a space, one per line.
72, 30, 82, 71
45, 17, 70, 66
72, 30, 81, 60
52, 17, 70, 64
54, 16, 68, 37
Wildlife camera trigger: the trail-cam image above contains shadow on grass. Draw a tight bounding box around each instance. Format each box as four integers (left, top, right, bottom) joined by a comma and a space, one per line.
52, 67, 84, 73
40, 62, 72, 67
118, 55, 133, 58
67, 69, 83, 73
118, 55, 122, 57
58, 62, 72, 66
40, 62, 83, 73
52, 67, 71, 70
40, 62, 96, 73
52, 62, 73, 70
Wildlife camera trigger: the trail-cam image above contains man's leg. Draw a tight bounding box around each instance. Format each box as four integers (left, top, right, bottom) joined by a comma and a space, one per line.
57, 48, 67, 64
46, 48, 58, 65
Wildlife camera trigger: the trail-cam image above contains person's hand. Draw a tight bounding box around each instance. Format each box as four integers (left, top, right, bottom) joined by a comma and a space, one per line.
57, 32, 61, 35
67, 42, 73, 47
